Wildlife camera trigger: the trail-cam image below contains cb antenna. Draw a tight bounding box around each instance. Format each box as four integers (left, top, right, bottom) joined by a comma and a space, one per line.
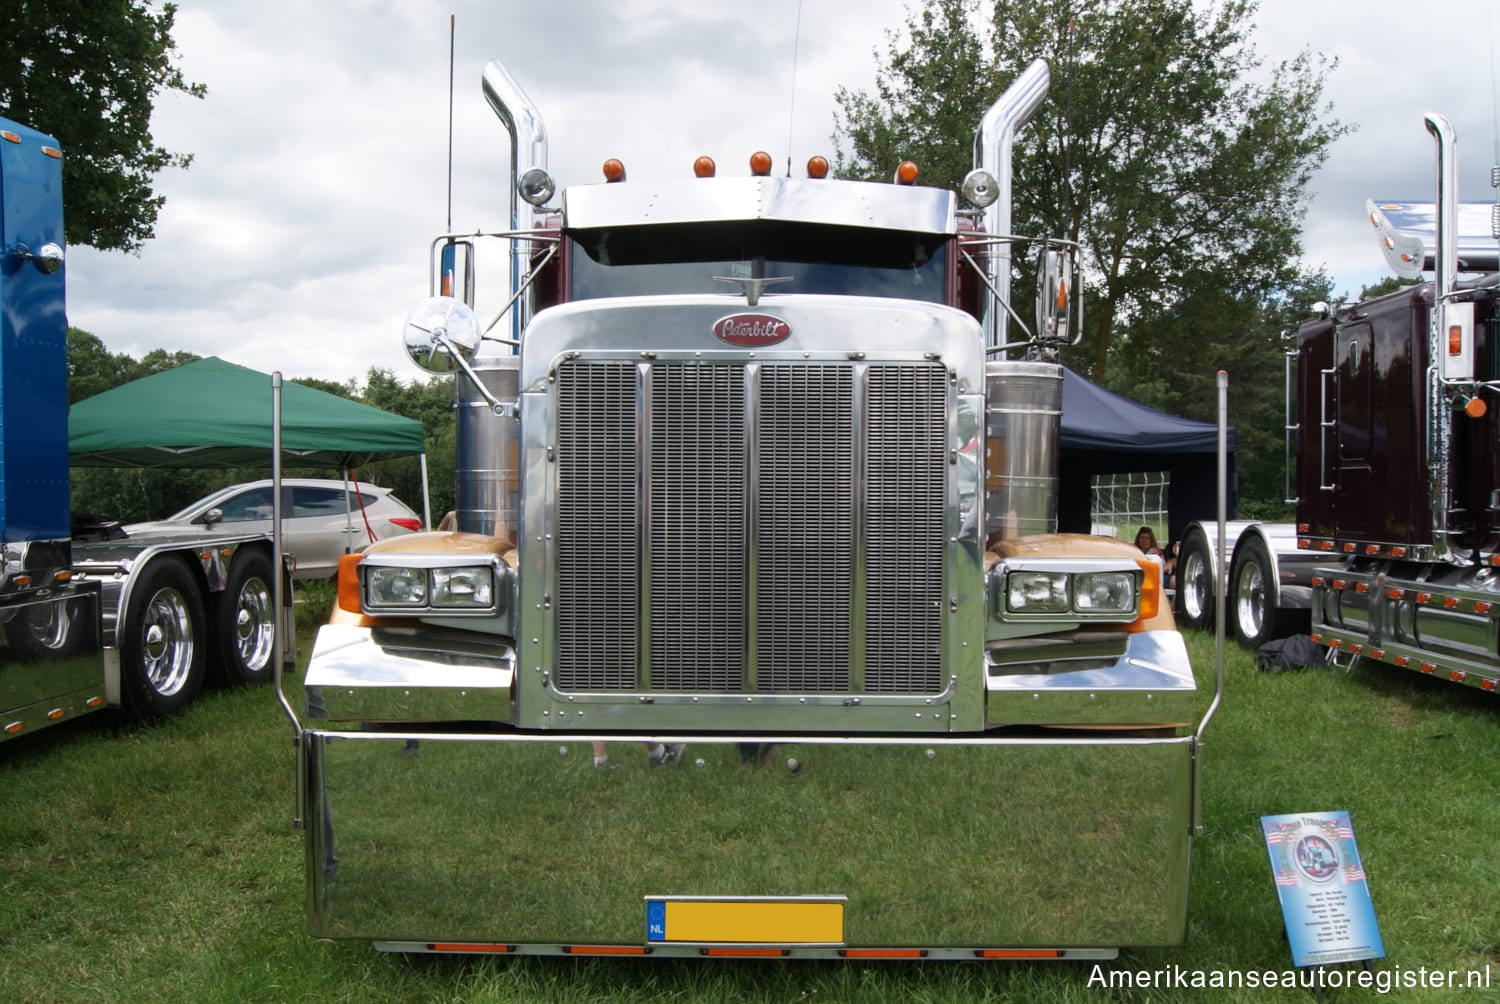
447, 13, 456, 233
785, 0, 805, 177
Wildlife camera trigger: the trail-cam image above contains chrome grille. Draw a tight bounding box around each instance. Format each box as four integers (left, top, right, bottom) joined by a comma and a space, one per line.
648, 364, 747, 690
553, 359, 947, 694
864, 366, 946, 691
555, 362, 638, 690
756, 366, 854, 691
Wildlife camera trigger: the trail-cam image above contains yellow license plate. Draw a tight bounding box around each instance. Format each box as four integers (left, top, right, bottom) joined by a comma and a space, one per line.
645, 897, 845, 945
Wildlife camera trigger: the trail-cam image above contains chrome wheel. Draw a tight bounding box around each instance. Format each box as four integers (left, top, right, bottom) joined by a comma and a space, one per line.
140, 586, 197, 697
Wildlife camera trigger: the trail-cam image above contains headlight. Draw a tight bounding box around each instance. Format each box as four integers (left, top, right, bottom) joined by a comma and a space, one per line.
1074, 571, 1136, 614
1007, 571, 1069, 613
367, 566, 429, 607
431, 566, 494, 608
997, 560, 1141, 622
359, 556, 505, 616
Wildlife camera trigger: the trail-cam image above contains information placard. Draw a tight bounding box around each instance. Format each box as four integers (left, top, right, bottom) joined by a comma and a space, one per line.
1261, 811, 1384, 967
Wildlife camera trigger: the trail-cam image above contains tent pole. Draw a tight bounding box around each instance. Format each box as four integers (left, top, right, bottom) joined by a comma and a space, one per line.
420, 453, 432, 530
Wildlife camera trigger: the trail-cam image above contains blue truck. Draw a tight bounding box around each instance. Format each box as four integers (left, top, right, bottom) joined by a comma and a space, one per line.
1, 116, 281, 740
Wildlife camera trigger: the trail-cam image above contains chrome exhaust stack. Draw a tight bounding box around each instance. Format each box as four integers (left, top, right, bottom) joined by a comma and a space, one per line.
973, 59, 1050, 348
1425, 112, 1458, 560
482, 59, 548, 346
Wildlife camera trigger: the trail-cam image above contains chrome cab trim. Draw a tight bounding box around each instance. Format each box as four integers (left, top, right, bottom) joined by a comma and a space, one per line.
563, 176, 956, 236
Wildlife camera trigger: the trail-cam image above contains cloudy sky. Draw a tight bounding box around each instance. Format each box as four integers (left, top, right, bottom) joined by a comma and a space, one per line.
61, 0, 1500, 385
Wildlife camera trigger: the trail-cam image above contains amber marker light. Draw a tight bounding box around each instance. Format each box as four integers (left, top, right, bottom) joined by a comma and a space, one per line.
337, 553, 364, 613
602, 158, 626, 182
1449, 324, 1463, 355
1465, 396, 1487, 418
693, 156, 716, 178
806, 155, 830, 179
749, 150, 773, 176
894, 160, 920, 185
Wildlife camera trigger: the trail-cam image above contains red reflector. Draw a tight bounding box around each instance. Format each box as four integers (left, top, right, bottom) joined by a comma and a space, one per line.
1416, 592, 1432, 603
1298, 538, 1310, 548
1483, 679, 1496, 691
1297, 523, 1308, 532
430, 943, 515, 953
1329, 639, 1342, 648
975, 949, 1063, 959
840, 949, 927, 958
1355, 583, 1368, 593
1386, 588, 1404, 599
1332, 579, 1347, 590
1477, 602, 1493, 614
1310, 633, 1322, 643
1349, 644, 1362, 654
563, 945, 648, 955
1342, 542, 1356, 552
1421, 662, 1436, 674
702, 948, 789, 957
1392, 547, 1406, 557
1370, 649, 1385, 660
1444, 597, 1459, 608
1394, 656, 1410, 667
1450, 671, 1466, 682
389, 517, 424, 532
1320, 541, 1334, 550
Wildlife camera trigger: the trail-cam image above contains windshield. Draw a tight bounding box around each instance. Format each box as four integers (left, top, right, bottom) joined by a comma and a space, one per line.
568, 220, 949, 303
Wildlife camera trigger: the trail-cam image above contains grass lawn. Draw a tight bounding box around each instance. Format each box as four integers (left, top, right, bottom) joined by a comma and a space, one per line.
1, 627, 1497, 1002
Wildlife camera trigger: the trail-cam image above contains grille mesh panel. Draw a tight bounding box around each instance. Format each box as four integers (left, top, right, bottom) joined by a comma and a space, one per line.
756, 366, 854, 691
648, 364, 747, 690
864, 366, 947, 691
553, 359, 947, 694
555, 363, 638, 690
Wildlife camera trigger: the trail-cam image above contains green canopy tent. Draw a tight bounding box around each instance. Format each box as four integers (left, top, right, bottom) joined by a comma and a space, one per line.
69, 355, 430, 524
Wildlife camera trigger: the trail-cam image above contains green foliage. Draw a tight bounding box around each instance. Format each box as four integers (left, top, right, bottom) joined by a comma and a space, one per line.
835, 0, 1349, 380
0, 1, 205, 253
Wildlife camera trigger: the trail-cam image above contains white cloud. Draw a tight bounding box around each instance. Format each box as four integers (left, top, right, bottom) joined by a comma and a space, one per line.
58, 0, 1500, 381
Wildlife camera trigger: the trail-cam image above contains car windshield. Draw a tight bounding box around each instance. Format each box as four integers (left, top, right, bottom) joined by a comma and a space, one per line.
568, 220, 949, 303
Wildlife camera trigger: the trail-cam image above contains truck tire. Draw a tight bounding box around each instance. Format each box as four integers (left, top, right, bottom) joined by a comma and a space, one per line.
1229, 536, 1308, 650
1174, 527, 1215, 632
119, 556, 206, 718
216, 548, 276, 686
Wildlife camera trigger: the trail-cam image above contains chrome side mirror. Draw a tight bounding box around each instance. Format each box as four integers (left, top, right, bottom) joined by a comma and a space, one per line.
404, 296, 482, 374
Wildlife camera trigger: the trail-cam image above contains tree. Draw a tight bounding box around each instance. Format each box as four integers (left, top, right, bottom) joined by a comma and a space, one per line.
834, 0, 1349, 383
0, 1, 205, 252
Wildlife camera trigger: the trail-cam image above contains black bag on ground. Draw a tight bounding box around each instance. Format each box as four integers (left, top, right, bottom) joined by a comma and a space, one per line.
1255, 634, 1325, 673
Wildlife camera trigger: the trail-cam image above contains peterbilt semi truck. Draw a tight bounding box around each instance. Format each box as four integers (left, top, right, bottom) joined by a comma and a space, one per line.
289, 58, 1217, 958
1174, 113, 1500, 693
0, 116, 280, 740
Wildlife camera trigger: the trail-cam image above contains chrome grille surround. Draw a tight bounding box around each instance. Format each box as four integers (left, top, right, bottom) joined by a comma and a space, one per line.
550, 357, 947, 696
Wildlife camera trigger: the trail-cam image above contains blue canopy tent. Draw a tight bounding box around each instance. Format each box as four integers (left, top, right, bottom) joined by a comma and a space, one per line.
1057, 367, 1237, 544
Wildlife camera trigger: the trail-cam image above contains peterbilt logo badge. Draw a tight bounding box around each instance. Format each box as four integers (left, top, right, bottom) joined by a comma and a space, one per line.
713, 313, 791, 346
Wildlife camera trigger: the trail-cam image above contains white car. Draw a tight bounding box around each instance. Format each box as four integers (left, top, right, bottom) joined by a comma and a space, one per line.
123, 478, 424, 579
